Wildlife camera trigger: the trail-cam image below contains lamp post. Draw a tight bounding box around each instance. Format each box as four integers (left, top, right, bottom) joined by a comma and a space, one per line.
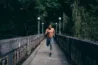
42, 23, 44, 33
58, 17, 61, 34
55, 23, 58, 34
37, 17, 40, 34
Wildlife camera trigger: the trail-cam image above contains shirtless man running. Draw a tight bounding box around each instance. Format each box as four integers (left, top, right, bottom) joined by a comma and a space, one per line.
45, 24, 55, 56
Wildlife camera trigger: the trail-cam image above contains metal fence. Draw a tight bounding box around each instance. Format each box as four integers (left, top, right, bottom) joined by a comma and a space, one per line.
0, 34, 45, 65
56, 34, 98, 65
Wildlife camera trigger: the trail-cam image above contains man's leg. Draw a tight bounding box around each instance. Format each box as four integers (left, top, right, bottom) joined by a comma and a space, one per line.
50, 38, 53, 51
46, 38, 50, 46
50, 43, 52, 51
49, 38, 53, 56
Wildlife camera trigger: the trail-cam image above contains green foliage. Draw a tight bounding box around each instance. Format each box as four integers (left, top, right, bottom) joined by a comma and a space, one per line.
0, 0, 37, 39
1, 0, 98, 41
80, 6, 98, 41
0, 0, 61, 39
61, 0, 98, 41
71, 1, 98, 41
34, 0, 61, 23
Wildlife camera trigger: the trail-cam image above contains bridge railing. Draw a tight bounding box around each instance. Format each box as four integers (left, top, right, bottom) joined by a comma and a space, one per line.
0, 34, 45, 65
56, 34, 98, 65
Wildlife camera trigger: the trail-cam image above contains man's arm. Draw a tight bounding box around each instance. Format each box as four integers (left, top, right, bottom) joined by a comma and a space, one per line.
45, 29, 47, 35
53, 28, 55, 36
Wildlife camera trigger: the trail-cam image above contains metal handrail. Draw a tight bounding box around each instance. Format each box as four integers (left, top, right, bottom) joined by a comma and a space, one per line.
56, 34, 98, 65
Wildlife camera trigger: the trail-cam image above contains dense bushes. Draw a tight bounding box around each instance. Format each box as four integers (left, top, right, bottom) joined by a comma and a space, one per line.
62, 0, 98, 41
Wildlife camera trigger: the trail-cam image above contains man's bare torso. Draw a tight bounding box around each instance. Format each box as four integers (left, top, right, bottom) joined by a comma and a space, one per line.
46, 28, 55, 38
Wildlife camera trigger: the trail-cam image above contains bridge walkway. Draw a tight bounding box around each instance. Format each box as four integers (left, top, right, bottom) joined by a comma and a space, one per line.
23, 39, 70, 65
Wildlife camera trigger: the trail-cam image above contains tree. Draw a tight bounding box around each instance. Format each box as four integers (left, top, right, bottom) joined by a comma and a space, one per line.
34, 0, 61, 23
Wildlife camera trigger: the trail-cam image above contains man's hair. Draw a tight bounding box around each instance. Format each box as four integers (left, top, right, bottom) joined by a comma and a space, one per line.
48, 24, 52, 26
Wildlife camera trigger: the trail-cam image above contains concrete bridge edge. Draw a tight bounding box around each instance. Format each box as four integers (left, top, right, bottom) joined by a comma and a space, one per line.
22, 39, 44, 65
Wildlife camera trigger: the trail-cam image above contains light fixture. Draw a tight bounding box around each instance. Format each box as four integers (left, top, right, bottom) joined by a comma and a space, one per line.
37, 17, 40, 20
58, 17, 61, 20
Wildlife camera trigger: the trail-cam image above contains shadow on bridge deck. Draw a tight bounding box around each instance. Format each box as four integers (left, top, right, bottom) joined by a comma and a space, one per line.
22, 39, 70, 65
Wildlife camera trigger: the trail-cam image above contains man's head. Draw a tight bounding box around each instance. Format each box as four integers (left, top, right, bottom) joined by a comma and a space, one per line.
48, 24, 52, 29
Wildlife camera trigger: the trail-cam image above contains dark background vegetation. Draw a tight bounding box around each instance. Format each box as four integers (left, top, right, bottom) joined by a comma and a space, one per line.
0, 0, 98, 41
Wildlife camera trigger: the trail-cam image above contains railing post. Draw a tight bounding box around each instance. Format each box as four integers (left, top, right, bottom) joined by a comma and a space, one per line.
27, 38, 31, 55
9, 53, 13, 65
58, 17, 61, 34
37, 17, 40, 34
42, 23, 44, 33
